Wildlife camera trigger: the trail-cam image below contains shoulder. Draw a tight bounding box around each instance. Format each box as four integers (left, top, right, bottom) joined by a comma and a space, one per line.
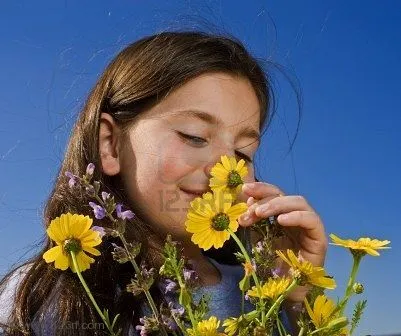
0, 263, 33, 325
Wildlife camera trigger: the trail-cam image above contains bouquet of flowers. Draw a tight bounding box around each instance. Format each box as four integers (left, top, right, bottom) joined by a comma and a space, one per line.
42, 156, 391, 335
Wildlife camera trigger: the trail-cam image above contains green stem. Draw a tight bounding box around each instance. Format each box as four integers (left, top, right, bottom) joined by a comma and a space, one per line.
171, 312, 187, 336
338, 255, 362, 315
297, 326, 305, 336
93, 193, 168, 336
175, 270, 198, 335
227, 228, 264, 324
241, 288, 245, 315
309, 324, 333, 335
70, 252, 117, 335
276, 316, 286, 336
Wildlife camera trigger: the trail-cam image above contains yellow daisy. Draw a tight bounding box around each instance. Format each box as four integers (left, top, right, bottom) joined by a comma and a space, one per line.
276, 249, 336, 289
222, 317, 240, 336
209, 155, 248, 200
43, 213, 102, 272
185, 190, 248, 250
247, 277, 292, 301
305, 295, 348, 332
330, 234, 391, 256
187, 316, 226, 336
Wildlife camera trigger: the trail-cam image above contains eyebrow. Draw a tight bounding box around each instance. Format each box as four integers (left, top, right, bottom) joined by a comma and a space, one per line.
173, 109, 261, 144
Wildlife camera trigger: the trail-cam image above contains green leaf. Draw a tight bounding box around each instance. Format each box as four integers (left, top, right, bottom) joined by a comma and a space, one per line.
239, 275, 250, 291
179, 287, 192, 307
350, 300, 367, 335
111, 313, 120, 329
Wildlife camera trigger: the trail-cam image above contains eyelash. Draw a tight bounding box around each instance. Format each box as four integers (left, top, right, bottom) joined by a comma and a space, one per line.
177, 132, 253, 163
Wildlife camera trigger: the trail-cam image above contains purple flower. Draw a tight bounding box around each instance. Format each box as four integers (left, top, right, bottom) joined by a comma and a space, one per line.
86, 163, 95, 175
272, 267, 284, 278
101, 191, 110, 202
92, 226, 106, 238
183, 269, 197, 282
163, 279, 178, 294
116, 203, 135, 220
135, 323, 147, 336
65, 171, 77, 188
162, 315, 178, 331
255, 241, 264, 253
85, 185, 95, 196
89, 202, 106, 219
169, 302, 185, 317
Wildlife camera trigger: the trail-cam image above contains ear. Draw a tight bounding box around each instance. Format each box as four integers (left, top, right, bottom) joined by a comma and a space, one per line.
99, 112, 121, 176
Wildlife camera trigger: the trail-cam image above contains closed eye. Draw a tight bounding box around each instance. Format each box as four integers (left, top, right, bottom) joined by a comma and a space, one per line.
177, 132, 253, 162
177, 132, 207, 146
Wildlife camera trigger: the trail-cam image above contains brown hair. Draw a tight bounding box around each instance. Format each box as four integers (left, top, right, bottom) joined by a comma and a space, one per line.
0, 31, 276, 335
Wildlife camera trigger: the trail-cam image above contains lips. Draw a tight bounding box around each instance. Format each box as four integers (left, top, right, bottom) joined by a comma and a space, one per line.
180, 188, 208, 198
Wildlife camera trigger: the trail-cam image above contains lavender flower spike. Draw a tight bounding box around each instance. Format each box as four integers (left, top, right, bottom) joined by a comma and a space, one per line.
163, 279, 178, 294
86, 163, 95, 176
183, 269, 196, 282
89, 202, 106, 220
101, 191, 110, 202
169, 302, 185, 317
65, 171, 77, 188
116, 203, 135, 220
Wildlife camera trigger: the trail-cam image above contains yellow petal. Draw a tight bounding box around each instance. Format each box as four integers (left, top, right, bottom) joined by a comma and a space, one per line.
74, 251, 95, 273
192, 231, 214, 250
228, 220, 239, 232
186, 220, 212, 233
236, 159, 245, 172
43, 246, 63, 263
365, 248, 380, 256
229, 157, 237, 170
215, 191, 232, 212
60, 213, 70, 239
276, 250, 292, 267
54, 253, 70, 271
75, 216, 93, 239
311, 276, 337, 289
212, 231, 228, 249
304, 298, 317, 326
211, 165, 229, 180
221, 155, 231, 171
187, 212, 209, 222
238, 165, 248, 178
81, 231, 102, 246
226, 203, 248, 220
47, 217, 67, 243
82, 245, 101, 256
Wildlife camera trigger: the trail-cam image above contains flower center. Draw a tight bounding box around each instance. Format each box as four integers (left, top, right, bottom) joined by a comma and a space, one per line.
211, 213, 230, 231
63, 238, 82, 253
227, 171, 242, 188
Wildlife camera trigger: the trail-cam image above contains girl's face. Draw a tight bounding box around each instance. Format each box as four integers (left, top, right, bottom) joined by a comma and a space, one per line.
100, 72, 261, 244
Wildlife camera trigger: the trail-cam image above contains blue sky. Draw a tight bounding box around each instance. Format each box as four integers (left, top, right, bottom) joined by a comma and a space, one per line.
0, 1, 400, 334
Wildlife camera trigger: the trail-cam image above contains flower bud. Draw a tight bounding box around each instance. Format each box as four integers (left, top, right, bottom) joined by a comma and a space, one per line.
353, 282, 364, 294
86, 163, 95, 176
111, 243, 129, 264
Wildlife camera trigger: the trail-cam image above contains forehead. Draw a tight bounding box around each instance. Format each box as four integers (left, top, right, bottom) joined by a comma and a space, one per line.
146, 72, 261, 130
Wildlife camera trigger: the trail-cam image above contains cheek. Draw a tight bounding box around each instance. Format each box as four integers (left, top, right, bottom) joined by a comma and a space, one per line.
155, 137, 200, 185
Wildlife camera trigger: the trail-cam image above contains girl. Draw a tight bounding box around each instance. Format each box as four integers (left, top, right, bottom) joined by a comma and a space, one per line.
0, 31, 327, 335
